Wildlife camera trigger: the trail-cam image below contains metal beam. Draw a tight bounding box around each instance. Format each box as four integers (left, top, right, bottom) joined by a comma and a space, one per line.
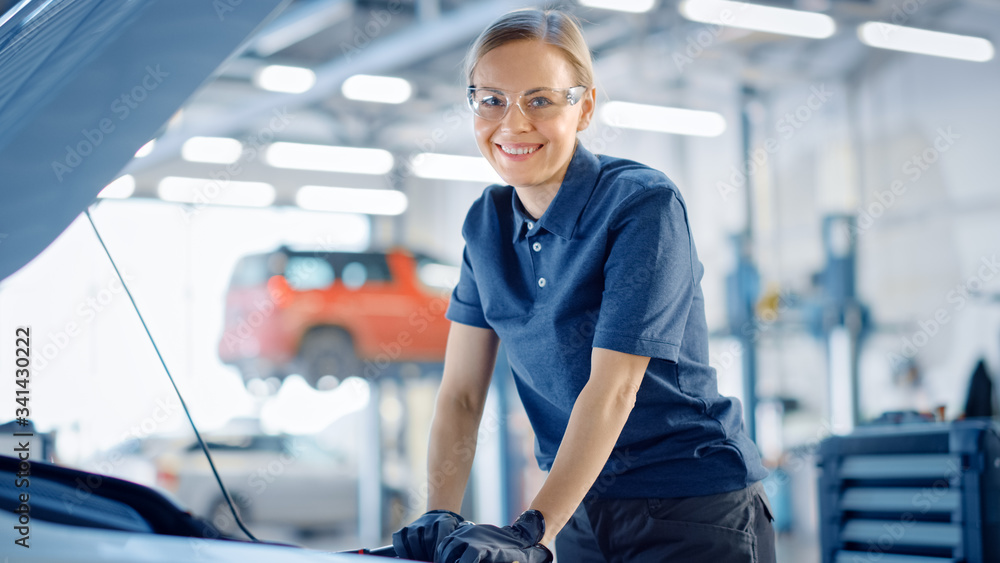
124, 0, 538, 176
248, 0, 353, 57
416, 0, 440, 22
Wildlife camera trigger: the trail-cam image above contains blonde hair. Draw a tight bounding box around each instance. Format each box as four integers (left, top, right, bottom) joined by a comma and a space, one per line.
464, 8, 594, 88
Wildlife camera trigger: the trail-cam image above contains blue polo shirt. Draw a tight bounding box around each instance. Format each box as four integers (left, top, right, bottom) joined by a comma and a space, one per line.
446, 142, 767, 499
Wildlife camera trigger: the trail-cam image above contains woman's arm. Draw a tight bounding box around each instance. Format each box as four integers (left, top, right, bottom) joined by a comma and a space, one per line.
426, 321, 501, 513
528, 346, 650, 545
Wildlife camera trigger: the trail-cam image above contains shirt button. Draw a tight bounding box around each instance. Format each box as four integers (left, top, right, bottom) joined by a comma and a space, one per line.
532, 242, 541, 252
538, 277, 546, 288
527, 221, 534, 230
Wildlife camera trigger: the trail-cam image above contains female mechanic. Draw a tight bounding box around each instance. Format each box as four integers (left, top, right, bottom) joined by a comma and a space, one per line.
392, 8, 775, 563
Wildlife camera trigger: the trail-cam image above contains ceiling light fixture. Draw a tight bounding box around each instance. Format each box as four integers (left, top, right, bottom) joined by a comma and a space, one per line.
266, 142, 394, 175
578, 0, 656, 13
181, 136, 243, 164
342, 74, 413, 104
296, 186, 408, 215
253, 65, 317, 93
679, 0, 836, 39
600, 101, 727, 137
158, 177, 275, 207
410, 153, 503, 183
858, 22, 994, 62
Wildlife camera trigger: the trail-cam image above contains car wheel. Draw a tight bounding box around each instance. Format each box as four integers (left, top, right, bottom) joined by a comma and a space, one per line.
298, 327, 362, 388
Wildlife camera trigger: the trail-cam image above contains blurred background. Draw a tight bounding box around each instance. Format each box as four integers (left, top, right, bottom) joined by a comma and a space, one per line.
1, 0, 998, 560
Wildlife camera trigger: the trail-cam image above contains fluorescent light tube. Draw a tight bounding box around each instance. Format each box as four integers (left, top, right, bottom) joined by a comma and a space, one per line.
251, 0, 352, 57
600, 101, 727, 137
679, 0, 836, 39
98, 175, 135, 199
578, 0, 656, 13
411, 153, 503, 183
858, 22, 994, 62
342, 74, 413, 104
254, 65, 317, 93
266, 142, 394, 175
181, 136, 243, 164
158, 177, 275, 207
296, 186, 408, 215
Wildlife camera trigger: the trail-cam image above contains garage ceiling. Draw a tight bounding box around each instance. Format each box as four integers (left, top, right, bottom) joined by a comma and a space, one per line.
10, 0, 990, 204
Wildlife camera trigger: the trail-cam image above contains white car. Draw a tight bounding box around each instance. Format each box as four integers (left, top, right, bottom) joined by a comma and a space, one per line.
157, 433, 405, 537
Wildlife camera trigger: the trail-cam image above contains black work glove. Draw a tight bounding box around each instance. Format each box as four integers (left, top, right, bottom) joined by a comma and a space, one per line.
434, 509, 553, 563
393, 509, 466, 561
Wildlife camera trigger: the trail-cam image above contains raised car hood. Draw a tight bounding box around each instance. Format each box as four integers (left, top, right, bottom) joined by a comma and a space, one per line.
0, 0, 289, 283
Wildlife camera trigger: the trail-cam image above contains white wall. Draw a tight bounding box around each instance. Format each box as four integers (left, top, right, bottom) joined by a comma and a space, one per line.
762, 3, 1000, 423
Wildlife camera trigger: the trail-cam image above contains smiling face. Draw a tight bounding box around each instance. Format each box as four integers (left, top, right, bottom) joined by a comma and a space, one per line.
471, 39, 595, 194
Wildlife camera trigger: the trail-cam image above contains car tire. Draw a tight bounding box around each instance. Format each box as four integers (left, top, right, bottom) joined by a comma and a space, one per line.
298, 326, 362, 388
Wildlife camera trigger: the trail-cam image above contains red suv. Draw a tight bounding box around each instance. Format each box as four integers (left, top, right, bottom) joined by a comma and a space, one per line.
218, 247, 455, 388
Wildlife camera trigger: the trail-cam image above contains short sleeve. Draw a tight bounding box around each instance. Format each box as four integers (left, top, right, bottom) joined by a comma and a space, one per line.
592, 187, 696, 362
445, 245, 492, 329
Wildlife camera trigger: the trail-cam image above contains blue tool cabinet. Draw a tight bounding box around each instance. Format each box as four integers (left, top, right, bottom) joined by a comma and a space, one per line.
817, 419, 1000, 563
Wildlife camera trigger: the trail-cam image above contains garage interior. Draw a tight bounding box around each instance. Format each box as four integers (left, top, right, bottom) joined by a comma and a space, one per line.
1, 0, 999, 561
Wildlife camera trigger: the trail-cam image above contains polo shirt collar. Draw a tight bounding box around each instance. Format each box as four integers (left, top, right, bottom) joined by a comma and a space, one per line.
511, 142, 600, 243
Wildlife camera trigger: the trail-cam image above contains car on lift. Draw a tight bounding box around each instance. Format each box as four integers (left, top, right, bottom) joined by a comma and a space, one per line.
218, 246, 456, 388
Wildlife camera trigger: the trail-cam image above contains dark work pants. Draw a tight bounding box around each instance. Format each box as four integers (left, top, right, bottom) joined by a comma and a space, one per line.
554, 480, 776, 563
